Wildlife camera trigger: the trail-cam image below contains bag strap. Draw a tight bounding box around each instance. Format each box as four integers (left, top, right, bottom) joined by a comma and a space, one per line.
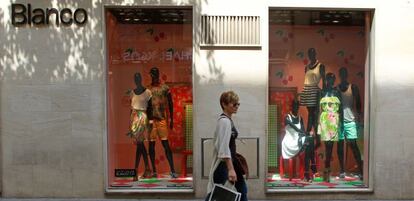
219, 113, 235, 128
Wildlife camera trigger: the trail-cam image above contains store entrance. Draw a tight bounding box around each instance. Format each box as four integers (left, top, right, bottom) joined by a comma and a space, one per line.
105, 7, 193, 191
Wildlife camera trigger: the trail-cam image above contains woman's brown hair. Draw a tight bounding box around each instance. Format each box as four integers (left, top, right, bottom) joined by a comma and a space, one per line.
219, 91, 239, 110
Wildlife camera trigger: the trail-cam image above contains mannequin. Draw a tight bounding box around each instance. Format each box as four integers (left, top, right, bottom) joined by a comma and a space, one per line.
281, 100, 316, 182
147, 67, 177, 178
317, 73, 343, 182
337, 67, 363, 180
281, 99, 306, 160
127, 72, 152, 181
300, 48, 325, 149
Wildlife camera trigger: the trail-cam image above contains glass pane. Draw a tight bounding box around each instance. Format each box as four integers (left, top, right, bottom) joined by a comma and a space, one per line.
106, 7, 193, 191
267, 9, 370, 190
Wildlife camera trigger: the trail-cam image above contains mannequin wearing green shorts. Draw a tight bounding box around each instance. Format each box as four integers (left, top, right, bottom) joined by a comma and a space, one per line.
337, 67, 363, 180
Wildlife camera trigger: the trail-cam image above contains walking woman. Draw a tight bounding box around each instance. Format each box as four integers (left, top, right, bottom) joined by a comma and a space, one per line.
206, 91, 248, 201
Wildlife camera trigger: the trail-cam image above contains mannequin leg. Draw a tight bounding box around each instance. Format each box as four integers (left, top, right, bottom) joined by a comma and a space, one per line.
312, 106, 319, 133
306, 107, 316, 133
135, 142, 142, 169
324, 141, 334, 182
337, 139, 345, 178
139, 141, 151, 177
149, 141, 157, 177
304, 136, 316, 181
308, 138, 317, 174
307, 106, 321, 149
304, 143, 311, 181
348, 139, 363, 178
134, 142, 143, 181
161, 139, 177, 178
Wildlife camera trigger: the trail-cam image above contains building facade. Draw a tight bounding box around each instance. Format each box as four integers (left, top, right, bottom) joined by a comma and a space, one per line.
1, 0, 414, 199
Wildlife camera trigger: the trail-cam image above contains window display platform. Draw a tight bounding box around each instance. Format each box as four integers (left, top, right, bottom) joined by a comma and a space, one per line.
110, 174, 193, 189
267, 174, 366, 189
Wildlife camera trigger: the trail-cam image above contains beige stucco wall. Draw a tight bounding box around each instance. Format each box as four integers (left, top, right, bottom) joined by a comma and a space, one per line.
0, 0, 414, 199
0, 0, 106, 197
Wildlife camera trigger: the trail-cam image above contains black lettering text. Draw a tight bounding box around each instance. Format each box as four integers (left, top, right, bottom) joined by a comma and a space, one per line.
60, 8, 73, 25
74, 8, 88, 25
46, 8, 59, 25
32, 8, 45, 25
11, 3, 26, 25
11, 4, 88, 27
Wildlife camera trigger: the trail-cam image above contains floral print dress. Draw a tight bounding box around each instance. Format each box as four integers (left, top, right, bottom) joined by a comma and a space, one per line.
318, 96, 341, 141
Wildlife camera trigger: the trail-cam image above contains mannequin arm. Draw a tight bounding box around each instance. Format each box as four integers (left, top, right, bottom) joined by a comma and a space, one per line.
146, 98, 153, 120
314, 91, 322, 148
320, 64, 326, 90
337, 90, 345, 137
284, 116, 305, 135
299, 118, 306, 136
352, 84, 362, 116
167, 91, 174, 129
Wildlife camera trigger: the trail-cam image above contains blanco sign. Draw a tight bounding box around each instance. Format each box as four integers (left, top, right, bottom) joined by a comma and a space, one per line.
11, 3, 88, 26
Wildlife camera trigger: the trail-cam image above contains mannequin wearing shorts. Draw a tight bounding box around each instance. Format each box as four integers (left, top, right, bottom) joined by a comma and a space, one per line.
318, 73, 343, 182
337, 67, 363, 179
147, 67, 177, 178
127, 73, 152, 181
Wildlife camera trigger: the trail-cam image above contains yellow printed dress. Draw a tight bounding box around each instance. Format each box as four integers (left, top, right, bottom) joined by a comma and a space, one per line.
318, 96, 341, 141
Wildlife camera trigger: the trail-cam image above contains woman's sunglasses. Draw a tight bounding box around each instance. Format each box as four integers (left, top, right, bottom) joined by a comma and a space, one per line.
233, 103, 240, 107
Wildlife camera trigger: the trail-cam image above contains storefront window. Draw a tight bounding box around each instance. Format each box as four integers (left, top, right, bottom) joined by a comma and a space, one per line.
267, 9, 370, 191
105, 7, 193, 191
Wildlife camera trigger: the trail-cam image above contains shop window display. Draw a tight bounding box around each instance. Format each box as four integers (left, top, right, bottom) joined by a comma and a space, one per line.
105, 8, 193, 191
267, 10, 370, 190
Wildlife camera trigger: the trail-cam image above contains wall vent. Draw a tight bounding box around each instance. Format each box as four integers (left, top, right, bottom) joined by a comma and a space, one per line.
201, 15, 260, 47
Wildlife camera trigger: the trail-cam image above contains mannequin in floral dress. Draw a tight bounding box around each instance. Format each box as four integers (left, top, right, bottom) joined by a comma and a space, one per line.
127, 73, 152, 181
317, 73, 343, 182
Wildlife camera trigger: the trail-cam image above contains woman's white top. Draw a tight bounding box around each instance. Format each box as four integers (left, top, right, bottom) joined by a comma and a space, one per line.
207, 116, 233, 193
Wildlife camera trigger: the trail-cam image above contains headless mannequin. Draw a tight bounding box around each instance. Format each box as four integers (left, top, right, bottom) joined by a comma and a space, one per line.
337, 67, 363, 179
284, 100, 305, 138
299, 48, 325, 180
303, 48, 325, 148
284, 100, 316, 181
130, 73, 151, 180
319, 73, 344, 182
147, 67, 177, 178
282, 99, 306, 158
